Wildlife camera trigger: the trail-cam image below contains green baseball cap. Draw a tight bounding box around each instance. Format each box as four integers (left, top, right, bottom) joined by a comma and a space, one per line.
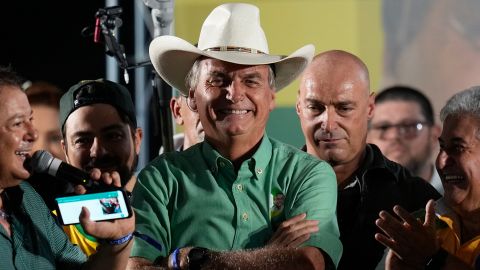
59, 79, 136, 131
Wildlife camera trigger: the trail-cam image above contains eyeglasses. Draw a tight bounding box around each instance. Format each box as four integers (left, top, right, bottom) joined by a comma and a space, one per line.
369, 122, 430, 139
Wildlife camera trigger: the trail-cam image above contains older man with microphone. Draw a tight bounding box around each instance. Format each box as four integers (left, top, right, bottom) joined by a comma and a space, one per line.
0, 66, 134, 269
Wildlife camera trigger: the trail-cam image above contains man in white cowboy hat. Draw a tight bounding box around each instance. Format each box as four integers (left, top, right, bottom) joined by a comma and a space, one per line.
128, 3, 342, 269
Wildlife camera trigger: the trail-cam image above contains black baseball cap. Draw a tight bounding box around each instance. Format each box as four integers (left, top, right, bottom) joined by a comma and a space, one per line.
59, 79, 136, 131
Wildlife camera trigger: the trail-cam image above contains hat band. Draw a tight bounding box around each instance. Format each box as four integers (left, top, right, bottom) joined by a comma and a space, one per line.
204, 46, 266, 54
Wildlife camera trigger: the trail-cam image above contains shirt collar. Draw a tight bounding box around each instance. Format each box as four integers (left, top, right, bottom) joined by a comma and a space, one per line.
201, 141, 228, 175
201, 135, 273, 179
249, 135, 272, 180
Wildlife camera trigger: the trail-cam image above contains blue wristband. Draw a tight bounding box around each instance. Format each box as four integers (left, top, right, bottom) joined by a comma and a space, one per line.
109, 233, 133, 245
133, 231, 163, 251
170, 248, 181, 270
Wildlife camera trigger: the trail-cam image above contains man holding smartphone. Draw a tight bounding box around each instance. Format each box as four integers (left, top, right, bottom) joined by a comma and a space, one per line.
58, 78, 143, 256
0, 66, 134, 269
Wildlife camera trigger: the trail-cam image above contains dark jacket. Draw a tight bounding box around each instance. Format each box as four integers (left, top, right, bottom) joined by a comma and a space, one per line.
336, 144, 441, 270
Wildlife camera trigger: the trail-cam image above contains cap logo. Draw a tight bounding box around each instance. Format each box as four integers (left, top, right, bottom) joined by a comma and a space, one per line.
73, 84, 108, 109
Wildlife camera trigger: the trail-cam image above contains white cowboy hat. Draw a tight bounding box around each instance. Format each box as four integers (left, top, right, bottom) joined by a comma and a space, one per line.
149, 2, 315, 95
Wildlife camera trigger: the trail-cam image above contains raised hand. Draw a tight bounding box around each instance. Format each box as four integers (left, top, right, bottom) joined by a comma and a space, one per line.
79, 167, 134, 240
375, 199, 439, 268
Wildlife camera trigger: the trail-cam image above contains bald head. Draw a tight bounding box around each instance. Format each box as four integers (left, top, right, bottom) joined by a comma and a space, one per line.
301, 50, 370, 97
296, 50, 375, 180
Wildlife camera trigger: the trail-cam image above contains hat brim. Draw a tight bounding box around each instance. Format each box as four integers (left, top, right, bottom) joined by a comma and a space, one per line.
149, 35, 314, 95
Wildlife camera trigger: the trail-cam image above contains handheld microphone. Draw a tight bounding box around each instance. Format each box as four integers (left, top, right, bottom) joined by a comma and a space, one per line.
29, 150, 101, 189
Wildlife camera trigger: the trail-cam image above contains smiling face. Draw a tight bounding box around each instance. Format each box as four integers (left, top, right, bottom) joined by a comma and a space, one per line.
297, 52, 374, 168
189, 58, 275, 151
0, 86, 38, 190
436, 115, 480, 215
62, 103, 142, 185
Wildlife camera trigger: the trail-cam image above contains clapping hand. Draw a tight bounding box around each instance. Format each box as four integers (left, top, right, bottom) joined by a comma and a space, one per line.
375, 200, 439, 269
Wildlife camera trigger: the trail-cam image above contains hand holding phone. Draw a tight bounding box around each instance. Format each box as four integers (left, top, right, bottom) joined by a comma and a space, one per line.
55, 188, 132, 225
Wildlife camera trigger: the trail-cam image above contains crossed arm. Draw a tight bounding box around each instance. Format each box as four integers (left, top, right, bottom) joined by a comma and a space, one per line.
127, 213, 332, 270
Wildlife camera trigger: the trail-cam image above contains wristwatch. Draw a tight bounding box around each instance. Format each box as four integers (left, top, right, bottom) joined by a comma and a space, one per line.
187, 247, 210, 270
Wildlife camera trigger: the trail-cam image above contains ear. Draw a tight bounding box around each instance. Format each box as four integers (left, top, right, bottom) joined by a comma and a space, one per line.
295, 93, 301, 116
366, 92, 376, 120
269, 90, 276, 112
134, 128, 143, 155
187, 89, 198, 112
170, 97, 184, 125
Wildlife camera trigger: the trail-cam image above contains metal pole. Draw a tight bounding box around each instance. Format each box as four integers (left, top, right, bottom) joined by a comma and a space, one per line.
145, 0, 175, 154
134, 0, 150, 169
105, 0, 119, 82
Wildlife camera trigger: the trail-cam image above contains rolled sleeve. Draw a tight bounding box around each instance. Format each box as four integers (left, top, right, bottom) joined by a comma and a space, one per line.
286, 160, 342, 267
131, 161, 171, 261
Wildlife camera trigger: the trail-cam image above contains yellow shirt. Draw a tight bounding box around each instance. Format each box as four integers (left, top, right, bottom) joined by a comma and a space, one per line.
52, 210, 99, 256
62, 224, 99, 256
436, 200, 480, 266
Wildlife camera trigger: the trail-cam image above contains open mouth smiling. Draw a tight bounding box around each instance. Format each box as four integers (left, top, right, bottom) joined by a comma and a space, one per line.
218, 109, 251, 115
15, 150, 30, 161
443, 174, 465, 185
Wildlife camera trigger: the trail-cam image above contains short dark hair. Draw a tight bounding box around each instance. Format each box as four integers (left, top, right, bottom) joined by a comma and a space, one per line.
0, 65, 25, 89
375, 85, 435, 124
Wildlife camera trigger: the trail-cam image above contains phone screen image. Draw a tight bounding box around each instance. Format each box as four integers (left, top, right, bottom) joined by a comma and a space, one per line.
55, 190, 131, 225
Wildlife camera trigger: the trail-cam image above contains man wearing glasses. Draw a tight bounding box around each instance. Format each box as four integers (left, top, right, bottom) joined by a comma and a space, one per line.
367, 86, 443, 194
296, 50, 441, 269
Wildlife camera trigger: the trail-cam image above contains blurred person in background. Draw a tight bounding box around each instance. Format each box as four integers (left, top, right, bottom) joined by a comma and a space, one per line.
159, 92, 204, 153
367, 86, 443, 194
25, 81, 65, 160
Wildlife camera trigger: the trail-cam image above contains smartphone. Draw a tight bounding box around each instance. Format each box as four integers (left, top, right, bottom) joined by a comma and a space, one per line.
55, 189, 132, 225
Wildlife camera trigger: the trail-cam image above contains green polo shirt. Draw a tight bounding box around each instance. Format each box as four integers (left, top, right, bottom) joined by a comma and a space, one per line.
131, 135, 342, 266
0, 182, 86, 270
